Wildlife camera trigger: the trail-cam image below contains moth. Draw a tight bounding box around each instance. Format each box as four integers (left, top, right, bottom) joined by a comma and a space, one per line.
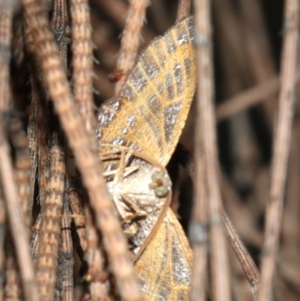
97, 16, 196, 300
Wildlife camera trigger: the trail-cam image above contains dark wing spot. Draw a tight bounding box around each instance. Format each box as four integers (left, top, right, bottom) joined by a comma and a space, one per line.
105, 97, 123, 111
172, 239, 191, 284
140, 52, 160, 79
186, 17, 195, 42
127, 115, 137, 129
184, 58, 192, 80
153, 39, 167, 67
97, 109, 115, 127
112, 136, 127, 146
176, 24, 189, 45
165, 72, 174, 100
120, 83, 137, 101
129, 66, 148, 92
147, 95, 162, 118
174, 63, 183, 95
164, 32, 177, 54
164, 101, 182, 142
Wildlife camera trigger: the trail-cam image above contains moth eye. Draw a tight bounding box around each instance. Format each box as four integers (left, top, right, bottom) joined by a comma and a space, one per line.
154, 186, 169, 198
151, 170, 165, 183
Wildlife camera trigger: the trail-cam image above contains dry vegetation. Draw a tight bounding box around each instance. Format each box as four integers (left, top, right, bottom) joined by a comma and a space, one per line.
0, 0, 299, 300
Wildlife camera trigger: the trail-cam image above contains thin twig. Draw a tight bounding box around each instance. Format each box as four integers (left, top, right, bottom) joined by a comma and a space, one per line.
216, 76, 279, 122
238, 0, 278, 128
0, 11, 14, 301
0, 6, 12, 113
177, 0, 191, 22
69, 188, 87, 257
222, 211, 260, 300
0, 4, 39, 301
9, 116, 32, 230
70, 0, 95, 135
193, 1, 232, 300
190, 135, 208, 300
0, 189, 4, 301
4, 248, 22, 300
84, 206, 111, 301
51, 0, 70, 68
114, 0, 149, 94
36, 133, 66, 301
258, 1, 299, 301
24, 13, 50, 213
177, 144, 260, 300
21, 1, 142, 299
0, 126, 39, 301
58, 192, 74, 301
4, 116, 32, 301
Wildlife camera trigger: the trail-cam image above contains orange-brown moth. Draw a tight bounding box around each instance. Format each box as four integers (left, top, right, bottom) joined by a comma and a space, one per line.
97, 16, 196, 300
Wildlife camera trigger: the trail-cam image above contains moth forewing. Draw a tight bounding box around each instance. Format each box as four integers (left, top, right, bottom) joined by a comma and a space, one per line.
97, 16, 196, 165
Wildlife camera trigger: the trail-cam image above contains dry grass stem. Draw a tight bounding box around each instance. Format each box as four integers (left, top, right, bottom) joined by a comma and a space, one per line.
36, 134, 65, 301
216, 77, 280, 122
0, 191, 4, 301
4, 117, 32, 301
84, 206, 111, 300
70, 0, 94, 135
194, 1, 232, 300
222, 211, 260, 299
114, 0, 149, 94
51, 0, 70, 68
0, 127, 39, 301
0, 4, 38, 301
21, 0, 142, 299
177, 0, 191, 22
58, 194, 74, 301
258, 1, 300, 301
190, 141, 208, 301
9, 117, 32, 230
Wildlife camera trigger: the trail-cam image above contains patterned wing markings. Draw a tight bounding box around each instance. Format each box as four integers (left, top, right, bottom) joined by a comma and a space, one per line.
97, 16, 196, 166
134, 209, 192, 300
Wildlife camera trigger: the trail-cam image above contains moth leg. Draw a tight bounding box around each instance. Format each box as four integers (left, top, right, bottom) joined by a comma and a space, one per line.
102, 165, 138, 179
99, 149, 121, 161
120, 193, 144, 216
119, 194, 146, 238
149, 169, 170, 198
113, 149, 133, 184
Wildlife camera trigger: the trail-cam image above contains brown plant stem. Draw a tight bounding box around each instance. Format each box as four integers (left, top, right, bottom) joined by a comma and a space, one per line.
177, 144, 260, 300
51, 0, 70, 68
222, 211, 260, 300
4, 117, 32, 301
0, 4, 39, 301
36, 133, 66, 301
84, 206, 111, 300
0, 189, 4, 301
69, 188, 87, 257
70, 0, 94, 135
9, 117, 32, 230
258, 1, 300, 301
216, 77, 279, 122
190, 139, 207, 301
58, 192, 74, 301
21, 1, 142, 299
177, 0, 191, 22
0, 123, 39, 301
193, 1, 232, 300
114, 0, 149, 94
